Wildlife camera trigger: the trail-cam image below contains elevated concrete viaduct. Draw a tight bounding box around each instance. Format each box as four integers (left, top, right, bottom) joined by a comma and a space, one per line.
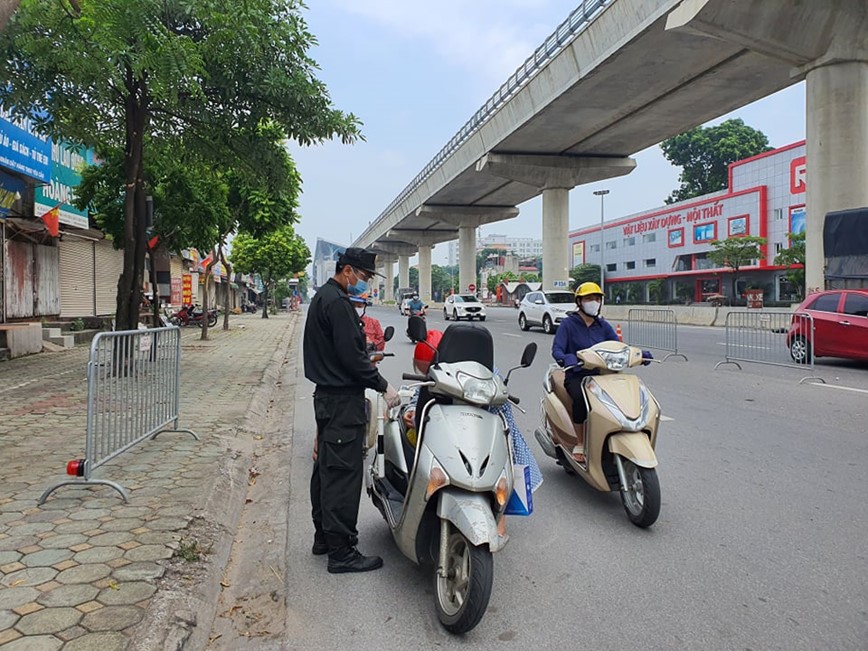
353, 0, 867, 297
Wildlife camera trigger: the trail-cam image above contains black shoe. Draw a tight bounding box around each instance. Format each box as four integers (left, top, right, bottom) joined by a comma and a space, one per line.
327, 547, 383, 574
312, 533, 328, 556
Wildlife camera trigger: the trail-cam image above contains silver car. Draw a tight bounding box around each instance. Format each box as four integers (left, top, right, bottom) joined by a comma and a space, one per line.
518, 290, 575, 334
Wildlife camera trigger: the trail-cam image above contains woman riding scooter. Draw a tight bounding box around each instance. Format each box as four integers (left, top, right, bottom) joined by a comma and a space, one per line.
552, 282, 651, 463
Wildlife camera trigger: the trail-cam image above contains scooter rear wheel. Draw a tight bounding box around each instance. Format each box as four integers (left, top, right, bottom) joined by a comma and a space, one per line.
434, 526, 493, 634
619, 457, 661, 528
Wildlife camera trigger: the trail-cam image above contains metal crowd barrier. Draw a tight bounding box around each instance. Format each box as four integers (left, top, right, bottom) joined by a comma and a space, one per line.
626, 309, 687, 361
39, 326, 198, 504
714, 312, 825, 384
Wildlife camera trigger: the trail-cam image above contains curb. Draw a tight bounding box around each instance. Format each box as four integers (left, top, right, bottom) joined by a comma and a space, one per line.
129, 315, 299, 651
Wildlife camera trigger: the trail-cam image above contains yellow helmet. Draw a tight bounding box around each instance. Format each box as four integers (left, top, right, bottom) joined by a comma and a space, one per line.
575, 281, 604, 298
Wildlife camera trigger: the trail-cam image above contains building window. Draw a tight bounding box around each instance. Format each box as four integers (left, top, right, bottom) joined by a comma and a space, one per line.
606, 263, 616, 272
625, 261, 636, 270
693, 222, 717, 243
589, 243, 600, 253
644, 258, 656, 268
774, 208, 784, 220
774, 242, 783, 254
606, 241, 617, 250
642, 233, 656, 243
623, 236, 636, 247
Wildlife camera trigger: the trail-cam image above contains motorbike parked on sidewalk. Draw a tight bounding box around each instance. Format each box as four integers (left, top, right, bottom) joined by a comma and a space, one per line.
169, 304, 218, 328
366, 316, 537, 634
534, 340, 663, 527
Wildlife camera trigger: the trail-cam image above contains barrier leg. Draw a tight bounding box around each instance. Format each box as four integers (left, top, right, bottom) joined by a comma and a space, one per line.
38, 479, 130, 505
714, 360, 741, 371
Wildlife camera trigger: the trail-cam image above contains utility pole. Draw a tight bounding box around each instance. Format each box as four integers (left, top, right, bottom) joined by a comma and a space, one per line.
593, 189, 609, 297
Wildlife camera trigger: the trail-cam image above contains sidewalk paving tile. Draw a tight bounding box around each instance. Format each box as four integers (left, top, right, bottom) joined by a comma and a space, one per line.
0, 313, 297, 647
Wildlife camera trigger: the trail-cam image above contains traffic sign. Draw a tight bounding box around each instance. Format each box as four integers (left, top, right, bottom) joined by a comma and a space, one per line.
468, 284, 476, 292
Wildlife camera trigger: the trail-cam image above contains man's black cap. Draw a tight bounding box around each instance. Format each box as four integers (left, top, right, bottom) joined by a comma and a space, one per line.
338, 247, 383, 277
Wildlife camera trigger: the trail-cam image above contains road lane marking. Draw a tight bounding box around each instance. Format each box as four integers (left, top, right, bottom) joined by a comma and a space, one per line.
813, 383, 868, 395
503, 333, 522, 338
660, 415, 674, 422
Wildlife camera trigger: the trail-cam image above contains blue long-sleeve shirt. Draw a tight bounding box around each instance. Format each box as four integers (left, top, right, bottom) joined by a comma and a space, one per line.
552, 313, 619, 380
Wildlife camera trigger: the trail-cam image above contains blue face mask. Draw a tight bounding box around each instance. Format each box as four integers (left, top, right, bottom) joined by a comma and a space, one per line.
347, 270, 368, 296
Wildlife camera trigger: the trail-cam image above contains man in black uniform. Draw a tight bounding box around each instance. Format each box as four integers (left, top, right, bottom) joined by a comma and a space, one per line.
304, 247, 400, 574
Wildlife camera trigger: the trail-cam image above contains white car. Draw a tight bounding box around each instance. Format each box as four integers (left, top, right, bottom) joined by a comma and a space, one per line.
443, 294, 486, 321
518, 290, 575, 334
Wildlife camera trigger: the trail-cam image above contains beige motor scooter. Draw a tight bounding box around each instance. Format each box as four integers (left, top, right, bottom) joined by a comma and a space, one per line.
534, 340, 662, 527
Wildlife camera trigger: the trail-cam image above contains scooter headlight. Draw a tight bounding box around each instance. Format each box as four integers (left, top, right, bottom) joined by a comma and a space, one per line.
597, 346, 631, 371
461, 377, 498, 406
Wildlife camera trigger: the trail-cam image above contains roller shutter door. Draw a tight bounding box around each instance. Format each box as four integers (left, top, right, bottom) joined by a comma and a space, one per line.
95, 240, 124, 315
59, 239, 95, 317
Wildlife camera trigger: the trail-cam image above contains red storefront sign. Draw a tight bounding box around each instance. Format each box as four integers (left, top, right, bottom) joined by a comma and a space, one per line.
170, 278, 183, 305
182, 274, 193, 304
790, 156, 806, 194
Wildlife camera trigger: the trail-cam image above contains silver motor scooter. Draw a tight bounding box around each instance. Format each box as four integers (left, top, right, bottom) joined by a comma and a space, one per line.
366, 317, 536, 634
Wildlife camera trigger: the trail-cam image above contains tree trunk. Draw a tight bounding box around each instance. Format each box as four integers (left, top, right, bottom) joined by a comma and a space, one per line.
0, 0, 21, 33
261, 273, 270, 319
200, 249, 218, 340
115, 70, 147, 332
218, 241, 231, 331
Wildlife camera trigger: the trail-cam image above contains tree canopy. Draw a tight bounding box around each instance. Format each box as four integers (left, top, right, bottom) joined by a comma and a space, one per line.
774, 231, 806, 300
231, 226, 310, 318
569, 264, 602, 290
661, 119, 772, 204
707, 235, 767, 301
0, 0, 360, 329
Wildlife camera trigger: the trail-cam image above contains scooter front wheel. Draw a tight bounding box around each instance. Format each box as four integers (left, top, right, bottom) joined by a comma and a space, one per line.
434, 527, 493, 634
619, 457, 661, 528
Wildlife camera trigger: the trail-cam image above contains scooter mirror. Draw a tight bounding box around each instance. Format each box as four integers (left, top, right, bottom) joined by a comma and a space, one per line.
407, 315, 427, 343
383, 326, 395, 342
520, 342, 537, 368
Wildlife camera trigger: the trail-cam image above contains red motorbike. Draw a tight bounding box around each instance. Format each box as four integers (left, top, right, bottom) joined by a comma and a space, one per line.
170, 304, 218, 327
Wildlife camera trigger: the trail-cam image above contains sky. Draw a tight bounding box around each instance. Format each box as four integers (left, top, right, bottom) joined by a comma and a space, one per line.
288, 0, 807, 266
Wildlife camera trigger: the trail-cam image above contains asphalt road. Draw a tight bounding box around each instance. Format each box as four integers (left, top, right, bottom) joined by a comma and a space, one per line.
280, 305, 868, 650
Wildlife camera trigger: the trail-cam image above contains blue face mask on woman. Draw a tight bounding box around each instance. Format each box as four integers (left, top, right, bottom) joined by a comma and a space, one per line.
347, 269, 368, 296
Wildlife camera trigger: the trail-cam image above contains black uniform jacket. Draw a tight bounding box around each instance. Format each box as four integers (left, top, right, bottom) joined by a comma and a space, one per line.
303, 278, 389, 393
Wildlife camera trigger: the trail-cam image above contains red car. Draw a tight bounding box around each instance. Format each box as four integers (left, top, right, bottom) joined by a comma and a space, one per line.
787, 289, 868, 363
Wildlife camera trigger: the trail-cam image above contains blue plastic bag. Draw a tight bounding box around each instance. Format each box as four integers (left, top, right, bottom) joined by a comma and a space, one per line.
505, 464, 533, 516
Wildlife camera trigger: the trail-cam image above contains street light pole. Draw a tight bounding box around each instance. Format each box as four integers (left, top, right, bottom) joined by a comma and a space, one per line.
593, 189, 610, 297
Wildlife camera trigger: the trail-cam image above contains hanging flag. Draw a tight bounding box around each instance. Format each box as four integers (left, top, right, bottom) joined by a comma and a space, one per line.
148, 235, 159, 250
41, 203, 61, 237
200, 252, 214, 269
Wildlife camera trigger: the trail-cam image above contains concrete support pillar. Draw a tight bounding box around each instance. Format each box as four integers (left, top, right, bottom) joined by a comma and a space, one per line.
542, 188, 570, 291
418, 245, 433, 303
458, 225, 476, 293
398, 255, 410, 291
805, 59, 868, 293
383, 259, 395, 302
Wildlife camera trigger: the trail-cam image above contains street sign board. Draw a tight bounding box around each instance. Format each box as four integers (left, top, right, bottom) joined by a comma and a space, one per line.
468, 284, 476, 292
553, 280, 568, 288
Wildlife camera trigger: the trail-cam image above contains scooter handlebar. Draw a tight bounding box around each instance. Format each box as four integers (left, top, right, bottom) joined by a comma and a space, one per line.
402, 373, 427, 381
508, 394, 520, 405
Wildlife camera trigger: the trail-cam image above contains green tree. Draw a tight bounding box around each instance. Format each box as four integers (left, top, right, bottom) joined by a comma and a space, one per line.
648, 278, 668, 304
0, 0, 359, 330
569, 264, 603, 290
707, 235, 767, 302
231, 227, 311, 318
661, 119, 772, 203
774, 231, 806, 300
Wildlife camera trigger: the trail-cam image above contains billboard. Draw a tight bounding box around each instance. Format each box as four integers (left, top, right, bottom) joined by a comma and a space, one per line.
35, 142, 95, 229
0, 106, 51, 182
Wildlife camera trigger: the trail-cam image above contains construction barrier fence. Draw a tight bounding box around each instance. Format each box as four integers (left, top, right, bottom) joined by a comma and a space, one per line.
626, 309, 687, 361
39, 326, 198, 503
714, 311, 825, 384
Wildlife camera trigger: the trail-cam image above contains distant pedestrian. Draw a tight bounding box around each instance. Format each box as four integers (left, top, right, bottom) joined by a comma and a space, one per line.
303, 247, 400, 574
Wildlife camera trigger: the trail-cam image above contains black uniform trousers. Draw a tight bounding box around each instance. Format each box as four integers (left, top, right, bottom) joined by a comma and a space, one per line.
310, 388, 367, 551
564, 374, 590, 424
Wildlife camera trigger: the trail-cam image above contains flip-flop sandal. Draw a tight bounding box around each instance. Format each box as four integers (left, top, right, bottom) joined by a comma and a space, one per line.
572, 445, 585, 464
